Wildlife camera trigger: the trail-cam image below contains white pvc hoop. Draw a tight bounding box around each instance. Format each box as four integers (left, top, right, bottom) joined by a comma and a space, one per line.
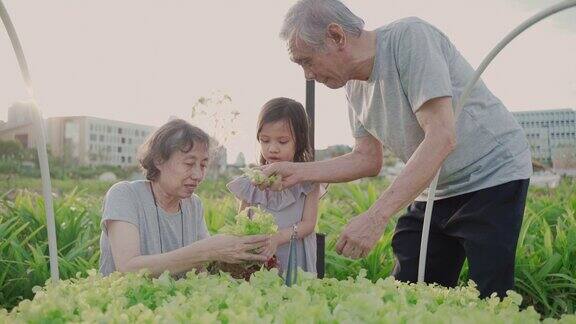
418, 0, 576, 283
0, 0, 59, 283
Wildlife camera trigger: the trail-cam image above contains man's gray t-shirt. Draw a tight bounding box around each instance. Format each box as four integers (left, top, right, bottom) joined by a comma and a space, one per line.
346, 17, 532, 201
99, 180, 210, 276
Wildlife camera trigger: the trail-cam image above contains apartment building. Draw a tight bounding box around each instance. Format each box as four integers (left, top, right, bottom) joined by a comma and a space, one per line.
47, 116, 155, 166
512, 108, 576, 164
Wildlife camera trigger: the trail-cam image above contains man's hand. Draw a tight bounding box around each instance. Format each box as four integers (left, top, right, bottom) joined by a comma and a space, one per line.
260, 161, 304, 191
335, 211, 389, 259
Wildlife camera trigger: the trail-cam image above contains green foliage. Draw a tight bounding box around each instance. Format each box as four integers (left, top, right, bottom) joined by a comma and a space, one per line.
514, 187, 576, 317
0, 177, 117, 198
0, 138, 139, 180
0, 177, 575, 320
0, 190, 101, 310
3, 269, 574, 323
0, 140, 36, 175
241, 167, 279, 187
219, 207, 278, 236
0, 140, 26, 159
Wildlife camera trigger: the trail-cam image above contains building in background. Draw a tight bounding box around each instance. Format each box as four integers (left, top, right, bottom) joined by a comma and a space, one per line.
46, 116, 155, 167
0, 102, 37, 149
7, 101, 35, 125
0, 123, 37, 149
0, 102, 157, 167
513, 109, 576, 168
1, 103, 235, 172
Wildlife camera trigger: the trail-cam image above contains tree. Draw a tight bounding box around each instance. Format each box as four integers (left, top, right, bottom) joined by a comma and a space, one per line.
191, 91, 241, 177
190, 91, 240, 148
234, 152, 246, 168
0, 140, 24, 159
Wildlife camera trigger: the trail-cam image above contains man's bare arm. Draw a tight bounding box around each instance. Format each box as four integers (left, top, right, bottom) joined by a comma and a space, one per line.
262, 134, 383, 188
368, 96, 456, 224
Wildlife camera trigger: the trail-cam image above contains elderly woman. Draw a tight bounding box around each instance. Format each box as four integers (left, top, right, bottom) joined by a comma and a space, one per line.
99, 119, 269, 276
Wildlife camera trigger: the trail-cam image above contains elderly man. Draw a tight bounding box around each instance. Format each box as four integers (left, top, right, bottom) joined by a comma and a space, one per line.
262, 0, 532, 298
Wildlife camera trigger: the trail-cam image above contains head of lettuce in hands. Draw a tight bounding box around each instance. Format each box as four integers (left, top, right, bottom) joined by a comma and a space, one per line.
219, 206, 278, 236
208, 207, 279, 280
242, 167, 282, 190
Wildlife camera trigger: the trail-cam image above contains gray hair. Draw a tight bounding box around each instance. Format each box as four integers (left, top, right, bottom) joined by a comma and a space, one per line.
280, 0, 365, 51
138, 119, 210, 181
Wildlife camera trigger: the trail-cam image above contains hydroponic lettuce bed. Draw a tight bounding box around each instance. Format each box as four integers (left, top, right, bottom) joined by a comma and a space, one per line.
1, 269, 575, 324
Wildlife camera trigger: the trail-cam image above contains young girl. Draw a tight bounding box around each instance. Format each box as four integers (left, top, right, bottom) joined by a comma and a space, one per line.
227, 97, 320, 275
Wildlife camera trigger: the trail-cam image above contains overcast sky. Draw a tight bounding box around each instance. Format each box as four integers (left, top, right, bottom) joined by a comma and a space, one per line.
1, 0, 575, 163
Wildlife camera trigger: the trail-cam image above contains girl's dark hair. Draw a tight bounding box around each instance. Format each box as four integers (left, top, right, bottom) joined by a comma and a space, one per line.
257, 97, 313, 165
138, 119, 210, 181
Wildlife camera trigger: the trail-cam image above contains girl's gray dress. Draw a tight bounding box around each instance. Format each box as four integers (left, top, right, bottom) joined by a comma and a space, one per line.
227, 176, 317, 275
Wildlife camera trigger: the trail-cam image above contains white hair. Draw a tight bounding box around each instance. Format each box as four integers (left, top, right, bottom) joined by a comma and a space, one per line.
280, 0, 365, 51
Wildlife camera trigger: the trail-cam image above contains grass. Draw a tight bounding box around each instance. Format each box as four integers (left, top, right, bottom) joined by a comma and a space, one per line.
0, 175, 116, 199
514, 180, 576, 317
0, 189, 101, 309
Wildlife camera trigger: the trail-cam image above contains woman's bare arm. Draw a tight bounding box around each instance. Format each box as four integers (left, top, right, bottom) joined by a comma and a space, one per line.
106, 220, 269, 276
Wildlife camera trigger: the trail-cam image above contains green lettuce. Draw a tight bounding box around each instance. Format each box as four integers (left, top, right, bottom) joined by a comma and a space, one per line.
219, 206, 278, 236
241, 167, 280, 187
2, 269, 572, 323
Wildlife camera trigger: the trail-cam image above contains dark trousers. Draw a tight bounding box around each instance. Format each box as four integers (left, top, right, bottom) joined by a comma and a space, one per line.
391, 179, 530, 298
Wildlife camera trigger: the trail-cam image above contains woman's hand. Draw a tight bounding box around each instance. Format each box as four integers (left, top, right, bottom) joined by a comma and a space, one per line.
206, 234, 270, 263
260, 235, 279, 260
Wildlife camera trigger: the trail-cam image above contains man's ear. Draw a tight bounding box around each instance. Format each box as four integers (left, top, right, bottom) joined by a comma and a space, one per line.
326, 23, 346, 48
